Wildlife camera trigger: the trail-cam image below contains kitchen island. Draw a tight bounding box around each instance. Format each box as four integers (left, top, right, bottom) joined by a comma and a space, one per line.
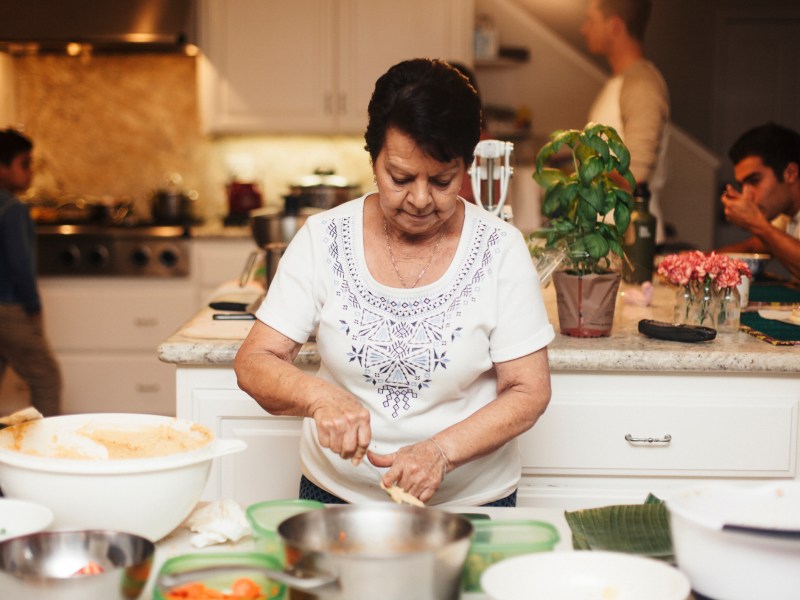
159, 280, 800, 509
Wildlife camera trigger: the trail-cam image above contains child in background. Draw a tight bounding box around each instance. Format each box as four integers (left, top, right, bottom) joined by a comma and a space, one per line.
0, 128, 61, 416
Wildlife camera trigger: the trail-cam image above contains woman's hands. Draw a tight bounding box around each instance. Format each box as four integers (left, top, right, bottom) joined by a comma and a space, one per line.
309, 391, 372, 464
368, 438, 449, 503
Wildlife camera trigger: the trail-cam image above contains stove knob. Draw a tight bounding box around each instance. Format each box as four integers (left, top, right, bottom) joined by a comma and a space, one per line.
88, 244, 110, 267
159, 247, 180, 268
59, 244, 81, 267
131, 246, 151, 267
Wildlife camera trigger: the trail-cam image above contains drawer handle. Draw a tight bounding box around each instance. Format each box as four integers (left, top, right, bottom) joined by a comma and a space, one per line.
134, 317, 158, 327
625, 433, 672, 444
135, 383, 160, 394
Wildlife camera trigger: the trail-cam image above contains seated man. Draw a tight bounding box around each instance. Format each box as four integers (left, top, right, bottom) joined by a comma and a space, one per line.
719, 123, 800, 279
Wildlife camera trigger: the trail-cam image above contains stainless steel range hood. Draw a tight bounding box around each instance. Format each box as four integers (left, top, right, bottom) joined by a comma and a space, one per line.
0, 0, 197, 55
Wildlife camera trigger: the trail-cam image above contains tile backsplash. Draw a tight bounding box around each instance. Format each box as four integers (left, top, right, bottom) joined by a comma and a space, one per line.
10, 54, 374, 221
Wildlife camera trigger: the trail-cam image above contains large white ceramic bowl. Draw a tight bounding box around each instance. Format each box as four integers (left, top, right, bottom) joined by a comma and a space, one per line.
0, 498, 54, 541
481, 551, 691, 600
667, 482, 800, 600
0, 414, 246, 541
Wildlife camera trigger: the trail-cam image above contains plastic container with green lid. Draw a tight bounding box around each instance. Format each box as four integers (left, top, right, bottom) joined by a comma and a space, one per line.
246, 499, 324, 565
461, 519, 560, 592
154, 552, 284, 600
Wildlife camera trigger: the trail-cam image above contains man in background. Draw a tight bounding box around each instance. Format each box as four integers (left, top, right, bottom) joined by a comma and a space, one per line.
719, 123, 800, 280
0, 128, 61, 416
581, 0, 670, 244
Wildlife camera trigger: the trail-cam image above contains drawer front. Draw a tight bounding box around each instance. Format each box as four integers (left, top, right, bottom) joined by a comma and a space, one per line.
520, 398, 797, 476
41, 283, 195, 351
60, 354, 176, 416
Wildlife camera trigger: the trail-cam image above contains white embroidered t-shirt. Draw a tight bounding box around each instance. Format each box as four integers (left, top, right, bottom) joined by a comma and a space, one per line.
256, 196, 554, 505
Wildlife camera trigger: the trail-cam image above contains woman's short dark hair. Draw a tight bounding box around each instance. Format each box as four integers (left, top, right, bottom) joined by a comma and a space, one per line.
0, 128, 33, 166
364, 58, 482, 167
729, 122, 800, 182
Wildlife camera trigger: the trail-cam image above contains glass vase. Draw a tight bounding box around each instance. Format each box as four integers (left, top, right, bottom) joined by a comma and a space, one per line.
715, 286, 741, 333
674, 281, 718, 328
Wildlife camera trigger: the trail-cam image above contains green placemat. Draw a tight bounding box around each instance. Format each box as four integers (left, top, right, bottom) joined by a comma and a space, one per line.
749, 282, 800, 304
740, 312, 800, 345
564, 494, 673, 562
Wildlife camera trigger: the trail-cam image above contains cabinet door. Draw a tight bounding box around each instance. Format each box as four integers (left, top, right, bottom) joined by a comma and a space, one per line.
337, 0, 475, 132
198, 0, 337, 133
189, 387, 303, 505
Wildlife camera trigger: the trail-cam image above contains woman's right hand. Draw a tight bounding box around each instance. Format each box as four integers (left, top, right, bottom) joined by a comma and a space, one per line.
308, 392, 371, 464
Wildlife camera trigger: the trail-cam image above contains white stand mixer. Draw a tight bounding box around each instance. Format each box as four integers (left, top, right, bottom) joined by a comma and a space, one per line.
469, 139, 514, 220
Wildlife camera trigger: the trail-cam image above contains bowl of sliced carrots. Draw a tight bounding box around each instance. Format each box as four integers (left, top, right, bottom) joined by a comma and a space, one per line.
154, 552, 284, 600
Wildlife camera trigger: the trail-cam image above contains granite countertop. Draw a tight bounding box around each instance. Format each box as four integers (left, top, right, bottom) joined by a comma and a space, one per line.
158, 280, 800, 373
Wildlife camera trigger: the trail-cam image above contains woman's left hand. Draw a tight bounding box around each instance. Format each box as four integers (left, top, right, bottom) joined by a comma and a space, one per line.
368, 439, 448, 503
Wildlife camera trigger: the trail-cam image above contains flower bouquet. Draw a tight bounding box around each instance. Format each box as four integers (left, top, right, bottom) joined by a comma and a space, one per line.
657, 251, 751, 332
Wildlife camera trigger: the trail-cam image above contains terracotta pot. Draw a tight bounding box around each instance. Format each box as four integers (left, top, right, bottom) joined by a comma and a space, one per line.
552, 271, 621, 337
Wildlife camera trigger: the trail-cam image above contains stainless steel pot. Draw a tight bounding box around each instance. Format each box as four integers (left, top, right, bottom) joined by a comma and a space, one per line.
250, 206, 321, 247
290, 170, 361, 209
151, 189, 194, 224
158, 505, 473, 600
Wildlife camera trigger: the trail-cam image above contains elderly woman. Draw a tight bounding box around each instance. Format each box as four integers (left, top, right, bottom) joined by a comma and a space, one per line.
235, 58, 554, 507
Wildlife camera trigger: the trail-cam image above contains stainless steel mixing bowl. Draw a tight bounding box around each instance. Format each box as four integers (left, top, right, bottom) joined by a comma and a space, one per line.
0, 530, 155, 599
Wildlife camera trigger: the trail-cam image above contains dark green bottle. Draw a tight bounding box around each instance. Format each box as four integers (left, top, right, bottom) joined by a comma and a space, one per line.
622, 183, 657, 283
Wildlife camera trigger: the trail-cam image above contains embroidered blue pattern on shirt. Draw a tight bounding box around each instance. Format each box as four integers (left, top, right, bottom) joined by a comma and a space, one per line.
327, 214, 504, 418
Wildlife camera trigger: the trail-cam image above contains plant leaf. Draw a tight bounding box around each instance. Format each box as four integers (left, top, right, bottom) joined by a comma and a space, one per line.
615, 200, 632, 234
608, 237, 623, 257
580, 132, 610, 162
579, 156, 604, 186
584, 232, 610, 260
534, 167, 567, 190
606, 130, 631, 172
564, 502, 673, 561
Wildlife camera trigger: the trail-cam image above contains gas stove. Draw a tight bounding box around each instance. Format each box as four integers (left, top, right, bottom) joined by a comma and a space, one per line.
36, 223, 190, 277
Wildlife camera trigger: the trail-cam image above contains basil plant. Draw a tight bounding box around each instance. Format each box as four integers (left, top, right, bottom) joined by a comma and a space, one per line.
532, 123, 635, 276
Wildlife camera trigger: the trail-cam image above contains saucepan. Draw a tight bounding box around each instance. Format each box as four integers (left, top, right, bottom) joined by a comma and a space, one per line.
157, 504, 473, 600
289, 169, 361, 209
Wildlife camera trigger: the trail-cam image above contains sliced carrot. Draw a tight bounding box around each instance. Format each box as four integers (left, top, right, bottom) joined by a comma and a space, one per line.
230, 577, 263, 599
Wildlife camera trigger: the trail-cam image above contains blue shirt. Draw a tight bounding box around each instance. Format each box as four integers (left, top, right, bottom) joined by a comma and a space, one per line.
0, 189, 41, 314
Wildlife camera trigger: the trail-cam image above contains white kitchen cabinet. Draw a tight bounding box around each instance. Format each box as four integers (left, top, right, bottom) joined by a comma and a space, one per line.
175, 365, 800, 509
176, 367, 306, 505
40, 278, 197, 416
517, 371, 799, 510
35, 238, 256, 417
198, 0, 474, 134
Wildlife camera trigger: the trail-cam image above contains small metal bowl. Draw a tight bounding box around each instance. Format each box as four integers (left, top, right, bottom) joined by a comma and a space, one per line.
0, 530, 154, 599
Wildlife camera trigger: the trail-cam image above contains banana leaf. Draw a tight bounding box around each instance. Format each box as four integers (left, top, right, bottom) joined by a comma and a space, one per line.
564, 494, 673, 562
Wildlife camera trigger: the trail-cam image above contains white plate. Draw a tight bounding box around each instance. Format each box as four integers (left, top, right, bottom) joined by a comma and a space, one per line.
481, 551, 691, 600
0, 498, 54, 541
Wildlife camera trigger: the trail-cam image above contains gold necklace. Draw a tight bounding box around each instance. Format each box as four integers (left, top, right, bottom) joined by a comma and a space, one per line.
383, 217, 446, 288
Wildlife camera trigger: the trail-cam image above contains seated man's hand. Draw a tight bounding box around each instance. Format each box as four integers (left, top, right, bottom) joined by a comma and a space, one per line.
721, 184, 768, 231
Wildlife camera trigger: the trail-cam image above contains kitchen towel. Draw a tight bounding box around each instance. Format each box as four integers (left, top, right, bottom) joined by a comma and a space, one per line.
183, 499, 251, 548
